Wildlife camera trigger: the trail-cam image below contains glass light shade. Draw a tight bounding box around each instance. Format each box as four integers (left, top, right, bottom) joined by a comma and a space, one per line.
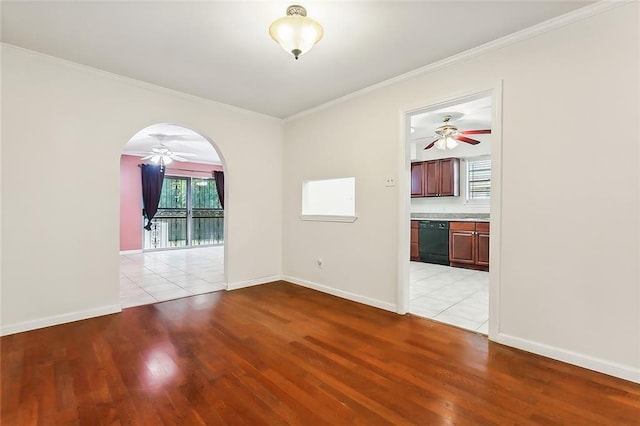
162, 155, 173, 165
435, 137, 458, 150
269, 6, 323, 60
445, 137, 458, 149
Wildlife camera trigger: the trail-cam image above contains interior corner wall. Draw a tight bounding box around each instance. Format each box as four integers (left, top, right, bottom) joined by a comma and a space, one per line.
119, 154, 223, 252
282, 3, 639, 381
1, 45, 283, 334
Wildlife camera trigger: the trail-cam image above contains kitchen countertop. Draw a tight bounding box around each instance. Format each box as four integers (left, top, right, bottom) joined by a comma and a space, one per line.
411, 213, 490, 222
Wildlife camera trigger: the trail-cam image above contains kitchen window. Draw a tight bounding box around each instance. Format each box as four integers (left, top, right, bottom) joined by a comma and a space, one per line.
467, 158, 491, 202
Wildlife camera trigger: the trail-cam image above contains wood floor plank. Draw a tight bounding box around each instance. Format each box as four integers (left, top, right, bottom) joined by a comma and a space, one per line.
2, 281, 639, 425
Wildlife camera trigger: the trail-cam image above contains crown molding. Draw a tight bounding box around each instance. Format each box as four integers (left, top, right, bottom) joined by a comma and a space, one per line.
0, 42, 281, 122
285, 0, 633, 122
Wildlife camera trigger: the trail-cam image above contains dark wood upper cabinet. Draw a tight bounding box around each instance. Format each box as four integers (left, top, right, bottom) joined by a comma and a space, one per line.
422, 158, 459, 198
423, 160, 439, 197
411, 163, 424, 197
438, 158, 459, 197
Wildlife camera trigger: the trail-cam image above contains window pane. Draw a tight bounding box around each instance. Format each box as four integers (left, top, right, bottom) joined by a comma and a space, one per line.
468, 159, 491, 201
192, 178, 221, 209
191, 177, 224, 245
159, 177, 187, 208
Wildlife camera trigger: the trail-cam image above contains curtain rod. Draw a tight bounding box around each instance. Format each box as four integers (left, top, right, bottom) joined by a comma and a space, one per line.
138, 164, 217, 174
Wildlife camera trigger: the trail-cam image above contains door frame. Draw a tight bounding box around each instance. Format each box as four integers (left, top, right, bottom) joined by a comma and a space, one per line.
396, 82, 503, 341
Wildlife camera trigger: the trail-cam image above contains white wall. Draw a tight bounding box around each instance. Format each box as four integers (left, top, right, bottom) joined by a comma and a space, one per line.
1, 45, 283, 334
283, 3, 639, 382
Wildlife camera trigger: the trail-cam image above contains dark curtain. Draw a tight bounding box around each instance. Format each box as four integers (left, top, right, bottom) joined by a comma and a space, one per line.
213, 170, 225, 209
141, 164, 166, 231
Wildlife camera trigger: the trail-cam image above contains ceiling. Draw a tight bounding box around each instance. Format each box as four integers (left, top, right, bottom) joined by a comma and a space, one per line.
409, 95, 492, 149
124, 124, 221, 165
1, 1, 593, 119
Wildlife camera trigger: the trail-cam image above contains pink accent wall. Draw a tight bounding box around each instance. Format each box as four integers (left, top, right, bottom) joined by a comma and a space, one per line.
120, 155, 143, 251
119, 154, 223, 251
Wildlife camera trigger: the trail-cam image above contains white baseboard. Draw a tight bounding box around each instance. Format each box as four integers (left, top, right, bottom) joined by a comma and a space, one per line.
1, 304, 123, 336
495, 332, 640, 384
226, 275, 283, 291
283, 275, 397, 313
119, 249, 143, 255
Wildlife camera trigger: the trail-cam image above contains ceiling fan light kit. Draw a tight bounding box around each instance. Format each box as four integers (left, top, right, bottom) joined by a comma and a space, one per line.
134, 134, 199, 167
425, 115, 491, 150
269, 5, 323, 60
149, 154, 173, 166
435, 137, 458, 150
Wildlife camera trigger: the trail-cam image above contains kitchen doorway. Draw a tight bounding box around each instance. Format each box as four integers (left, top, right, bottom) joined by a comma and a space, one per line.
401, 88, 501, 336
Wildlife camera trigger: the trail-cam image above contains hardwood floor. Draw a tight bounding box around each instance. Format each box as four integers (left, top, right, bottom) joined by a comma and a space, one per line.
2, 281, 639, 425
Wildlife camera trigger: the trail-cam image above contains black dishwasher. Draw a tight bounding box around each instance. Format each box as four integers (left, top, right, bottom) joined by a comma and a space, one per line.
418, 221, 450, 265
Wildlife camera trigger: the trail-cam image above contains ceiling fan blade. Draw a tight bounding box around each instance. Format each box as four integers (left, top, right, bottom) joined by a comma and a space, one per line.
170, 151, 198, 157
459, 129, 491, 135
125, 151, 154, 156
140, 154, 154, 160
424, 139, 439, 150
455, 135, 481, 145
170, 155, 190, 162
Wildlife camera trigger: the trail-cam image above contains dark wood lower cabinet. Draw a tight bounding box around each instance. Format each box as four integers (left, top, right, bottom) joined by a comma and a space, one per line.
449, 221, 489, 271
449, 223, 476, 264
410, 220, 419, 261
476, 222, 490, 267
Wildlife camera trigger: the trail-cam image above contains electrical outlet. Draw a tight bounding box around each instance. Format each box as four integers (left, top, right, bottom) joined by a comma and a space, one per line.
317, 259, 323, 268
385, 177, 396, 187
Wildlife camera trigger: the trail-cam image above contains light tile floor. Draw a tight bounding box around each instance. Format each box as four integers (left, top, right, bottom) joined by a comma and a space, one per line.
120, 246, 225, 309
410, 261, 489, 334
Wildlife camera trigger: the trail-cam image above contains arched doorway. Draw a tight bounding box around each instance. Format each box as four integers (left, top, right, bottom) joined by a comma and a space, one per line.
118, 123, 227, 308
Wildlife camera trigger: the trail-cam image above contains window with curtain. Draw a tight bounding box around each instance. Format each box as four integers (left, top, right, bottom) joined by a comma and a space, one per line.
467, 158, 491, 202
144, 175, 224, 249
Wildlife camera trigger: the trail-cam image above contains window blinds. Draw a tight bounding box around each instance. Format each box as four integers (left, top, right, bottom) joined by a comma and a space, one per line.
468, 159, 491, 200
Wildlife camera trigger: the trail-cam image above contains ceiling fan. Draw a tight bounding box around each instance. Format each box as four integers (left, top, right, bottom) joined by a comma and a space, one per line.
132, 134, 198, 166
140, 144, 197, 165
424, 115, 491, 150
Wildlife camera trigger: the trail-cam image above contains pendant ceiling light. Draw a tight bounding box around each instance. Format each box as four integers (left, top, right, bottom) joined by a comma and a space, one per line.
269, 5, 323, 60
